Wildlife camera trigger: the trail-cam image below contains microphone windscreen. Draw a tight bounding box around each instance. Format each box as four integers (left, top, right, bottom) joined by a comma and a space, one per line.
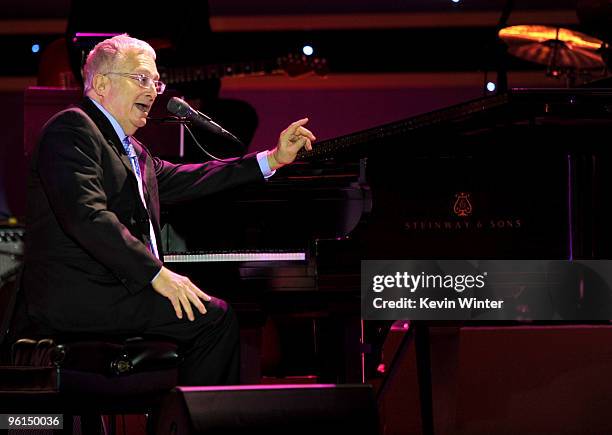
166, 97, 190, 117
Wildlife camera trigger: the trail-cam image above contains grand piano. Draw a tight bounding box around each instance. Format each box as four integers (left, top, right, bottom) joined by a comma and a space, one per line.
161, 87, 612, 382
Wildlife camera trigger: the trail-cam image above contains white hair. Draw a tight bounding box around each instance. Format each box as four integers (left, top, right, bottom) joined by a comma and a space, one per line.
82, 34, 156, 95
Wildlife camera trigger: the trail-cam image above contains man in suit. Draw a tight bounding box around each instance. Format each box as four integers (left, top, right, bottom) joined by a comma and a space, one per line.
21, 34, 315, 385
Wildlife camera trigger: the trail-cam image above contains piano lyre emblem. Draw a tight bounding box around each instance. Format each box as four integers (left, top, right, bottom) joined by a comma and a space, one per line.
453, 192, 473, 217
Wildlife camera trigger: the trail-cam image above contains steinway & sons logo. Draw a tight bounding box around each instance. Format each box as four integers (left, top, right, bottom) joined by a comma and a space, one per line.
404, 192, 522, 232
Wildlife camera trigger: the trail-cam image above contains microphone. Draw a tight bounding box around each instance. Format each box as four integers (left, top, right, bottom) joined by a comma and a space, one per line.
166, 97, 243, 146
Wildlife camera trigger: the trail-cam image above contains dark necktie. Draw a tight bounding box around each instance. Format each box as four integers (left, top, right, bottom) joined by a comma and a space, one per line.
122, 136, 159, 259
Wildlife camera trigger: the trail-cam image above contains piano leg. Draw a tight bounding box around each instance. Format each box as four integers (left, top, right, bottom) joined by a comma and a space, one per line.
240, 326, 262, 384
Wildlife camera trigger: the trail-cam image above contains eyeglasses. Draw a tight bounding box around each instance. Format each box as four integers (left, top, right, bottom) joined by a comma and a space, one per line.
104, 72, 166, 94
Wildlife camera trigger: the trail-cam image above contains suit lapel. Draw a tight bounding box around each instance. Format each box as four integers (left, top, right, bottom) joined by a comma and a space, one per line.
111, 138, 139, 181
77, 98, 138, 181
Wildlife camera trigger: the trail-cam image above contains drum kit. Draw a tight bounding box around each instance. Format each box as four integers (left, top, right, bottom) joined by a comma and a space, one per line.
498, 2, 611, 86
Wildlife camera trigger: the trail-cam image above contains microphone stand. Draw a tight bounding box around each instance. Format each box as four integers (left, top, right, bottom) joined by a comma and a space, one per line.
145, 116, 186, 124
149, 114, 245, 148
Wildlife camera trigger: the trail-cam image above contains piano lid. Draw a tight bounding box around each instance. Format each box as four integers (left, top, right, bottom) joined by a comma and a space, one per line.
297, 88, 612, 161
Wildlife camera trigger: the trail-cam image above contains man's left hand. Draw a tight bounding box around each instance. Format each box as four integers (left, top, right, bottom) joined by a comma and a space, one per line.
267, 118, 316, 170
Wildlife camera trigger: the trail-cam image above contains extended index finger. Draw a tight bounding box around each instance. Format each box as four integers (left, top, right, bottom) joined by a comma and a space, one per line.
288, 118, 309, 134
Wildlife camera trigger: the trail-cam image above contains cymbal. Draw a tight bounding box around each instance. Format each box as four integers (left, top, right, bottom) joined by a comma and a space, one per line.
499, 25, 606, 70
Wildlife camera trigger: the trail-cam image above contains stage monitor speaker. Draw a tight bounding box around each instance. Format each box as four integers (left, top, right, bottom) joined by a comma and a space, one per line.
155, 384, 379, 435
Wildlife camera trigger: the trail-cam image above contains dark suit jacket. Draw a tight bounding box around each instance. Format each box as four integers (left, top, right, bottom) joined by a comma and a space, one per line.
23, 98, 263, 334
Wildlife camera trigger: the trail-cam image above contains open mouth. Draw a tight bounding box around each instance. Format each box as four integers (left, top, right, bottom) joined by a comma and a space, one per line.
134, 103, 150, 113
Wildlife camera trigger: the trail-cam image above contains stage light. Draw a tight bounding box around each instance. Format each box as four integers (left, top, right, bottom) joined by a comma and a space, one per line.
451, 0, 461, 3
31, 43, 40, 53
302, 45, 314, 56
486, 81, 497, 92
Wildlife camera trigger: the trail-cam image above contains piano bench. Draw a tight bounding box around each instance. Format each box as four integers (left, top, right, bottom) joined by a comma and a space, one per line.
6, 336, 180, 434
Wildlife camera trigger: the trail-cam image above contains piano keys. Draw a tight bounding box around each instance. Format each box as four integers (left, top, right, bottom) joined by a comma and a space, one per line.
164, 250, 307, 263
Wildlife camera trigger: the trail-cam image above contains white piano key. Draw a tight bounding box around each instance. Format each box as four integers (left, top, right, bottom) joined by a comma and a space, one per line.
164, 251, 306, 263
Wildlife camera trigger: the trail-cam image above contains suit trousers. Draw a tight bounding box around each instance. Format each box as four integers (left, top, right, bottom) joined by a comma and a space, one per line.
144, 294, 240, 386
